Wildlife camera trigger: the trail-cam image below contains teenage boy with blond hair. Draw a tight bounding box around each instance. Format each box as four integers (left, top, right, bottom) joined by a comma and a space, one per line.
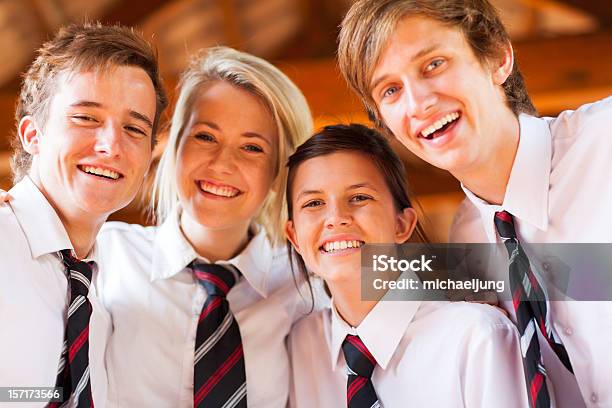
0, 22, 167, 407
338, 1, 611, 407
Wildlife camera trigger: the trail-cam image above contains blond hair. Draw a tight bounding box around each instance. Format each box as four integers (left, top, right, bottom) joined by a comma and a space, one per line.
338, 0, 536, 131
152, 46, 313, 245
12, 21, 168, 182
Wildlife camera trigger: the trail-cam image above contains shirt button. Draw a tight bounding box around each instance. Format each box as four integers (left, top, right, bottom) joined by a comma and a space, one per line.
590, 393, 598, 403
542, 262, 550, 271
564, 327, 573, 336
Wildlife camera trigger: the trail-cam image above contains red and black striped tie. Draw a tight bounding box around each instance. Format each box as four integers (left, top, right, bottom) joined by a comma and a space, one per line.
494, 211, 573, 408
191, 262, 247, 408
49, 249, 95, 408
341, 335, 381, 408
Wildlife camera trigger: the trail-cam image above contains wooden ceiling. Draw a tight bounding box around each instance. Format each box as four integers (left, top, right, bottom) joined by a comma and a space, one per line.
0, 0, 610, 234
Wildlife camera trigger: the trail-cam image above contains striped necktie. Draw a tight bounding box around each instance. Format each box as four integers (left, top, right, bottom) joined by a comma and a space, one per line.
494, 211, 573, 408
342, 335, 381, 408
191, 262, 247, 408
48, 249, 95, 408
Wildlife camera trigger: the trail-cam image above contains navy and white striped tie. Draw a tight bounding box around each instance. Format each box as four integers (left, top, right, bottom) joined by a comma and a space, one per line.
191, 262, 247, 408
342, 335, 381, 408
494, 211, 573, 408
49, 249, 95, 408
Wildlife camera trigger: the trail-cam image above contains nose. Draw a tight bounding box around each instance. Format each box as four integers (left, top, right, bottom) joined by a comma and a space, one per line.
401, 77, 437, 119
94, 122, 122, 157
207, 145, 236, 175
325, 201, 352, 229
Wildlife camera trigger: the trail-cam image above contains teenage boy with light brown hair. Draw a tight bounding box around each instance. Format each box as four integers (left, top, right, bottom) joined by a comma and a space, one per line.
338, 1, 611, 407
0, 22, 167, 407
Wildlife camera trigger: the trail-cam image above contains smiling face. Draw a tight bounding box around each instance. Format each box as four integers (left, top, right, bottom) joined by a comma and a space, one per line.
24, 65, 156, 220
286, 151, 415, 285
371, 15, 513, 177
175, 80, 278, 233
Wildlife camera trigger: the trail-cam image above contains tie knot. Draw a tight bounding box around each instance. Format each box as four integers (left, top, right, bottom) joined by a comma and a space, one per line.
191, 262, 241, 297
60, 249, 93, 297
342, 335, 377, 378
494, 211, 517, 240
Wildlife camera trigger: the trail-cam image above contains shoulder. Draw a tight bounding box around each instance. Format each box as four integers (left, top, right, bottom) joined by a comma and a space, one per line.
267, 243, 297, 286
289, 309, 327, 347
410, 302, 520, 364
449, 197, 487, 243
96, 222, 158, 271
422, 301, 517, 341
98, 221, 156, 248
549, 96, 612, 141
0, 202, 17, 230
0, 203, 23, 254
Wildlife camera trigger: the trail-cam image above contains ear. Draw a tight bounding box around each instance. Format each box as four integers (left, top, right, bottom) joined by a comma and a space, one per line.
491, 41, 514, 86
18, 116, 42, 155
285, 220, 301, 254
394, 207, 417, 244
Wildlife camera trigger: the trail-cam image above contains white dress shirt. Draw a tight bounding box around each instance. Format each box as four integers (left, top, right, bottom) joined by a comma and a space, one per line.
97, 208, 312, 408
0, 177, 110, 408
451, 97, 612, 407
288, 298, 529, 408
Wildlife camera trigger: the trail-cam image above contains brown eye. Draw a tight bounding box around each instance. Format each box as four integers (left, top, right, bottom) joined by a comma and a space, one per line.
125, 125, 147, 137
350, 194, 372, 203
72, 115, 98, 123
303, 199, 324, 209
195, 133, 215, 142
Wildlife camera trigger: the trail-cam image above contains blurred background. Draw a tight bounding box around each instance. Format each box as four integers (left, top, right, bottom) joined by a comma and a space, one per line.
0, 0, 611, 240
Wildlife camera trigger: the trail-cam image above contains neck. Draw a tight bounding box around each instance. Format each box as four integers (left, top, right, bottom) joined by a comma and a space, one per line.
30, 177, 105, 259
180, 212, 251, 263
453, 111, 520, 205
328, 278, 378, 328
62, 216, 105, 259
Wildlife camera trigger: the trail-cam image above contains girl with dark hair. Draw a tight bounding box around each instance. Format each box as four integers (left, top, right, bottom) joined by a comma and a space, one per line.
285, 124, 529, 407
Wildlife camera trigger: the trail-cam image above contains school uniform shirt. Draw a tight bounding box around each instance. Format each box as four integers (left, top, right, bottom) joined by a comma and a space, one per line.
97, 208, 313, 408
451, 97, 612, 407
0, 176, 111, 407
288, 299, 529, 408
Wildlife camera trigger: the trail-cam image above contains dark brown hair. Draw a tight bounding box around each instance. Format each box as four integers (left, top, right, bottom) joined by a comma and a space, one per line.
337, 0, 536, 130
12, 21, 168, 182
286, 123, 429, 306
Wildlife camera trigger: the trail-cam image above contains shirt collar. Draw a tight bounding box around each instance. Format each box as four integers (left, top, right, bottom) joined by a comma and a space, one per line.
329, 298, 422, 371
150, 206, 272, 297
461, 113, 551, 234
8, 176, 73, 259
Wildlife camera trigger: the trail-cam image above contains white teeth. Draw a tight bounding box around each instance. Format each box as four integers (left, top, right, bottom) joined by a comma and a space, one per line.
199, 181, 240, 198
322, 240, 363, 253
420, 112, 460, 138
81, 165, 120, 180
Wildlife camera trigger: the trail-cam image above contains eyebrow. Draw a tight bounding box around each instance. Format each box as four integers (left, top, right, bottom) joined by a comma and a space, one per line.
296, 189, 322, 201
129, 110, 153, 130
295, 182, 378, 201
69, 100, 153, 129
348, 182, 378, 192
370, 43, 443, 92
193, 120, 272, 146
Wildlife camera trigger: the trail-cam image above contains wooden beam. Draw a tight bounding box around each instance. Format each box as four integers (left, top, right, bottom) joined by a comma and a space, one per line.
0, 95, 16, 151
514, 30, 612, 114
2, 30, 612, 184
99, 0, 174, 26
277, 30, 612, 119
555, 0, 612, 26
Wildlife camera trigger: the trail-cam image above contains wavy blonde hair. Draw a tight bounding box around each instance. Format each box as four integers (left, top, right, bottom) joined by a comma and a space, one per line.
151, 46, 313, 245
